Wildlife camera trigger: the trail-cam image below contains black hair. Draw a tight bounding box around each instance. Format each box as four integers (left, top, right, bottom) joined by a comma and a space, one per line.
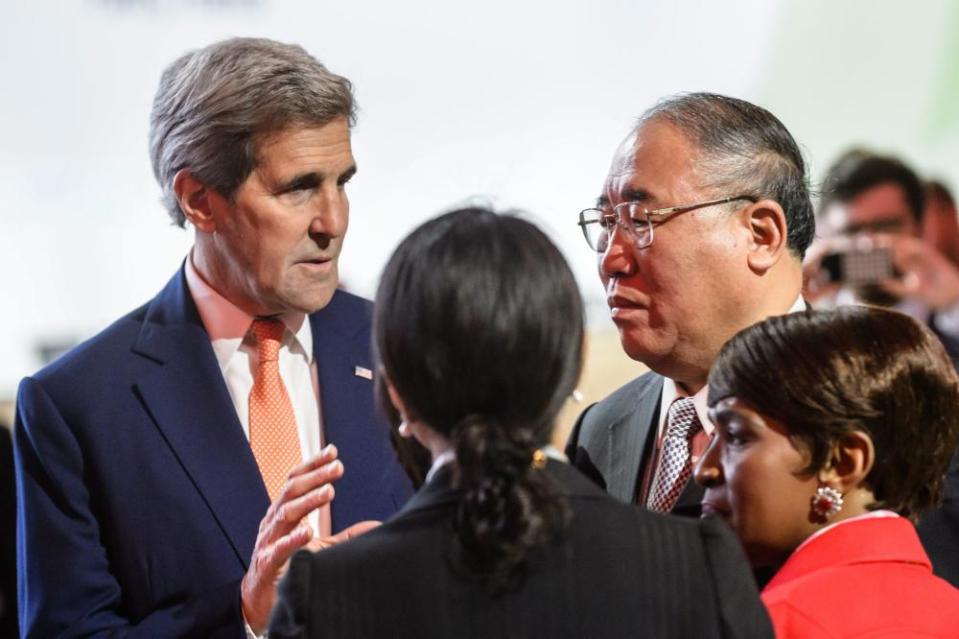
374, 206, 583, 589
819, 149, 925, 223
640, 92, 815, 259
708, 306, 959, 520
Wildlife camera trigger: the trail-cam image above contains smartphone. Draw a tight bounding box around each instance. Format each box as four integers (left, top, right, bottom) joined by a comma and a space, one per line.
819, 246, 894, 285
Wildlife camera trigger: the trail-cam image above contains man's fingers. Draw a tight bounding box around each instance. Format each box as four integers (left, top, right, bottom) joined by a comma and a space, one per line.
261, 484, 336, 542
878, 274, 917, 298
337, 520, 381, 540
258, 447, 339, 528
257, 523, 313, 577
287, 444, 338, 478
266, 458, 344, 523
307, 519, 382, 552
283, 458, 345, 501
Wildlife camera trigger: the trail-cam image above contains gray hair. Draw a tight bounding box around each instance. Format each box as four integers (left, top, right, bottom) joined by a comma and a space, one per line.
637, 92, 814, 259
149, 37, 356, 227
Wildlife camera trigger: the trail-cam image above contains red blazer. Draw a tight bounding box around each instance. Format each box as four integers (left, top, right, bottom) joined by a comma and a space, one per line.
762, 516, 959, 638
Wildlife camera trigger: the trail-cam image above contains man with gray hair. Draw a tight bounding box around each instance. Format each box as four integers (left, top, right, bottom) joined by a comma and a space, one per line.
14, 37, 412, 637
566, 93, 813, 519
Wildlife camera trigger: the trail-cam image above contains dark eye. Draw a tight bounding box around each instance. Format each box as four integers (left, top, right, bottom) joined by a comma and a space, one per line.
721, 426, 751, 447
598, 215, 616, 230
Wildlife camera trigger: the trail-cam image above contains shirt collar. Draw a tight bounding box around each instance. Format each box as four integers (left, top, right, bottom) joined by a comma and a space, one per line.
183, 252, 314, 370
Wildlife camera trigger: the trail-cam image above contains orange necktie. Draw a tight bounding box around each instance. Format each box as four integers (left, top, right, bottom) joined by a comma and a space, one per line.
249, 318, 303, 502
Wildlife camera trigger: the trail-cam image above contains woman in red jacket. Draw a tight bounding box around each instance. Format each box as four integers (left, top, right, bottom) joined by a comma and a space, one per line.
695, 306, 959, 638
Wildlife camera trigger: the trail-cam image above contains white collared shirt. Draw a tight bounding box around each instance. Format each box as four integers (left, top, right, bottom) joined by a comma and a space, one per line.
184, 255, 328, 537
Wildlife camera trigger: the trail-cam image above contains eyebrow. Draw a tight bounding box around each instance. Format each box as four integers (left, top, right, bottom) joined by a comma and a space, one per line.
338, 165, 358, 184
278, 172, 321, 193
621, 187, 652, 203
276, 164, 357, 193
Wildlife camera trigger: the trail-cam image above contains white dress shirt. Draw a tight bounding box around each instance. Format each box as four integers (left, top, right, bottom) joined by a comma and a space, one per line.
184, 255, 330, 538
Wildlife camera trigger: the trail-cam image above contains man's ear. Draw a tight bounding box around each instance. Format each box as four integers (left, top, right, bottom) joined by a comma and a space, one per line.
173, 169, 218, 233
818, 431, 875, 493
743, 199, 789, 274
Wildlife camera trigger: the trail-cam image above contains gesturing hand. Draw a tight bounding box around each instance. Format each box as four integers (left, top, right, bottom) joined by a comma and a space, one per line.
307, 520, 381, 552
241, 445, 344, 634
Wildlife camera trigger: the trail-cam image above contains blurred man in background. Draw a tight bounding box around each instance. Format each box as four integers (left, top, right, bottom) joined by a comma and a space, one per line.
923, 179, 959, 267
805, 150, 959, 367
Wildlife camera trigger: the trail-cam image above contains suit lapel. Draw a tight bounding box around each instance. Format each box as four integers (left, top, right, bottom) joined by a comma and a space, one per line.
605, 373, 663, 502
132, 269, 268, 568
310, 292, 399, 529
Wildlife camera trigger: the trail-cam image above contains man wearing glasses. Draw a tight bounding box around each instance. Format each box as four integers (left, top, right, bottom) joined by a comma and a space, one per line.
566, 93, 813, 517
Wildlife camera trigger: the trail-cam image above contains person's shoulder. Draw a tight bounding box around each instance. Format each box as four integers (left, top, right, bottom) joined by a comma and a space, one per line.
309, 289, 373, 337
325, 288, 373, 314
581, 370, 662, 426
31, 299, 153, 388
560, 466, 703, 540
763, 553, 959, 633
295, 504, 450, 586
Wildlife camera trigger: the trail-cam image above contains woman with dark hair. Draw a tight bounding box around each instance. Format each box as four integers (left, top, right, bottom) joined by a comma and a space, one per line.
695, 306, 959, 637
269, 207, 773, 638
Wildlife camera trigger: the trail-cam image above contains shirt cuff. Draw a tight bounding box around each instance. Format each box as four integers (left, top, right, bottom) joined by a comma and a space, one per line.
244, 616, 265, 639
933, 300, 959, 339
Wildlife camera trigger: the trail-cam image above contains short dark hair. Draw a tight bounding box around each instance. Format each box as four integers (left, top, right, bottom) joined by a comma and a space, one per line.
926, 179, 956, 211
374, 206, 583, 588
149, 37, 356, 227
707, 306, 959, 520
819, 149, 925, 223
639, 92, 815, 259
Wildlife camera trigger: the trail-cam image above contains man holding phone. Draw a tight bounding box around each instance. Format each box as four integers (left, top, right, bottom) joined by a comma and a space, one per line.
805, 149, 959, 368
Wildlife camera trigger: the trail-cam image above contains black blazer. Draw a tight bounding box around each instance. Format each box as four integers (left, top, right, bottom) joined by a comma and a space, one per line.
565, 371, 704, 517
918, 448, 959, 587
269, 461, 772, 639
0, 427, 16, 639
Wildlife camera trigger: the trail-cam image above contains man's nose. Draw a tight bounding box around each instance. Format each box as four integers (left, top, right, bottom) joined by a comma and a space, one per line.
310, 190, 349, 238
599, 222, 636, 277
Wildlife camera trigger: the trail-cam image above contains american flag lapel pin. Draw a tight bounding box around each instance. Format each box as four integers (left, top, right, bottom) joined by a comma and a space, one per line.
354, 365, 373, 380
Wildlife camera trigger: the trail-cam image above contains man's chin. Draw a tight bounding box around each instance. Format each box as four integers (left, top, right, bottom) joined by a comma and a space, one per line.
619, 333, 669, 369
272, 284, 339, 316
298, 290, 338, 314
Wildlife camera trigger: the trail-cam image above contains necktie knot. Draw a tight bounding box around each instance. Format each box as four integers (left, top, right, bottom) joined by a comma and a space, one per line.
664, 396, 702, 440
252, 318, 285, 363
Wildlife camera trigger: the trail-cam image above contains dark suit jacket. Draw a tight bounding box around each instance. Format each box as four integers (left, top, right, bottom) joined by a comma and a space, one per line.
918, 448, 959, 587
14, 269, 413, 638
918, 317, 959, 588
269, 460, 773, 639
0, 427, 17, 638
565, 371, 704, 517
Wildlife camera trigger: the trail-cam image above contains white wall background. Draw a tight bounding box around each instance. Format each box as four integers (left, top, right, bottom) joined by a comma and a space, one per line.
1, 0, 956, 397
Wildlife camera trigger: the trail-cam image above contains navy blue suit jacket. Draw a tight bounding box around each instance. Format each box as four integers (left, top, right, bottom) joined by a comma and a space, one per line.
14, 269, 413, 638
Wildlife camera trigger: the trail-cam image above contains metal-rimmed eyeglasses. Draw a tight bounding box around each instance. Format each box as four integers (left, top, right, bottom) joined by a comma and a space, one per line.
577, 195, 757, 252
